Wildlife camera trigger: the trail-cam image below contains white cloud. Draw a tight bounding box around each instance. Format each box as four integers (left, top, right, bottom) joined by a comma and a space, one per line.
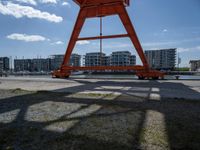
0, 2, 63, 23
55, 41, 63, 45
177, 48, 190, 53
143, 41, 177, 47
177, 46, 200, 53
15, 0, 37, 6
143, 37, 200, 48
77, 40, 90, 45
14, 0, 59, 5
40, 0, 57, 4
51, 41, 64, 45
7, 33, 48, 42
162, 29, 168, 32
62, 1, 70, 7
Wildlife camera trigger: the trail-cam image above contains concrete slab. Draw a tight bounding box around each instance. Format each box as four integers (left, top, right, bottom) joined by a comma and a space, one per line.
0, 76, 200, 100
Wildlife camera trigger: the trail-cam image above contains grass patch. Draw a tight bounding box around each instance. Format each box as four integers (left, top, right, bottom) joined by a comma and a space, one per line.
68, 92, 118, 100
11, 88, 32, 94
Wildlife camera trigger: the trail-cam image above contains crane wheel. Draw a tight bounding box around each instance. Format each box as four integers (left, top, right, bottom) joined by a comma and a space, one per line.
138, 76, 145, 80
152, 77, 159, 80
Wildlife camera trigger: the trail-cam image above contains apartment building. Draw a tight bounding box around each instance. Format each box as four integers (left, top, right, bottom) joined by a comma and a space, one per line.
0, 57, 9, 72
145, 48, 176, 70
0, 59, 3, 73
70, 54, 81, 67
84, 51, 136, 67
31, 59, 50, 72
84, 52, 106, 66
130, 55, 136, 66
190, 60, 200, 71
49, 55, 64, 70
111, 51, 136, 66
14, 59, 31, 72
14, 54, 81, 72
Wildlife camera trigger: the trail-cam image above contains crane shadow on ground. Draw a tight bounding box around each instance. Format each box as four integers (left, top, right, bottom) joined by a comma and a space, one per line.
0, 80, 200, 150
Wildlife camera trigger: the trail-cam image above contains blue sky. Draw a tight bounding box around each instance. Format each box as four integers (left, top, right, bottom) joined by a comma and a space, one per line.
0, 0, 200, 67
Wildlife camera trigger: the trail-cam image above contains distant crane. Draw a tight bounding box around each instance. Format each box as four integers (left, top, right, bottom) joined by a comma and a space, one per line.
52, 0, 164, 79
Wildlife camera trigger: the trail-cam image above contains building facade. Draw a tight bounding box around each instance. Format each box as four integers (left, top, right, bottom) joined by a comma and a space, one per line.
145, 48, 176, 70
14, 59, 31, 72
84, 52, 106, 66
102, 56, 111, 66
190, 60, 200, 71
0, 59, 3, 73
70, 54, 81, 67
0, 57, 10, 72
14, 54, 81, 72
14, 58, 54, 72
130, 55, 136, 66
111, 51, 136, 66
31, 59, 50, 72
49, 55, 64, 70
14, 59, 50, 72
50, 54, 81, 70
84, 51, 136, 67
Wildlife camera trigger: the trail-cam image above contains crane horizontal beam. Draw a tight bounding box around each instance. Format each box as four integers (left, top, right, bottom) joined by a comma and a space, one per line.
73, 0, 130, 7
77, 34, 129, 41
61, 66, 144, 71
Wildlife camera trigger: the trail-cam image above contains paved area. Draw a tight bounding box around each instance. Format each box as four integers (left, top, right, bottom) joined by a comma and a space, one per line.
0, 76, 200, 100
0, 77, 200, 150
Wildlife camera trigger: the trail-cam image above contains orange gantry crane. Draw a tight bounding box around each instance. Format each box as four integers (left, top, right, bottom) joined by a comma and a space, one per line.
52, 0, 164, 79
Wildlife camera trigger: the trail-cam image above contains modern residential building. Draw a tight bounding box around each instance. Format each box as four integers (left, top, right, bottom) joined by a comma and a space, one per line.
14, 54, 81, 72
84, 52, 106, 66
111, 51, 136, 66
31, 59, 50, 72
102, 56, 111, 66
0, 57, 10, 72
49, 54, 81, 70
190, 60, 200, 71
145, 48, 176, 70
130, 55, 136, 66
70, 54, 81, 67
0, 59, 3, 73
14, 59, 35, 72
49, 55, 65, 70
14, 58, 50, 72
14, 58, 52, 72
13, 51, 137, 72
84, 51, 136, 67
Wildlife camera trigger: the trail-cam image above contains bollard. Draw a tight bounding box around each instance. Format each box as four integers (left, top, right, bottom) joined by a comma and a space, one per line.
175, 75, 180, 80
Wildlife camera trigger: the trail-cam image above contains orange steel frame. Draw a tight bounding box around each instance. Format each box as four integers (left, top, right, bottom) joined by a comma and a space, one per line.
53, 0, 164, 79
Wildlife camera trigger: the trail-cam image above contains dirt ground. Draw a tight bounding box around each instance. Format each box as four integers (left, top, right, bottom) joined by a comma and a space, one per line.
0, 89, 200, 150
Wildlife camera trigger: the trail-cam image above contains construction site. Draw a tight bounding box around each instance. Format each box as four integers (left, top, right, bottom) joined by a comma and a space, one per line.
0, 0, 200, 150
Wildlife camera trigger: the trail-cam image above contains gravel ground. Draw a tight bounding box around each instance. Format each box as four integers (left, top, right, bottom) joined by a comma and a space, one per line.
0, 89, 200, 150
1, 77, 200, 100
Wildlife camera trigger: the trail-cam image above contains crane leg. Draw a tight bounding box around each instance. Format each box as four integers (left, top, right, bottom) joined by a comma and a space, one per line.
115, 4, 164, 79
60, 9, 87, 77
115, 4, 149, 71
